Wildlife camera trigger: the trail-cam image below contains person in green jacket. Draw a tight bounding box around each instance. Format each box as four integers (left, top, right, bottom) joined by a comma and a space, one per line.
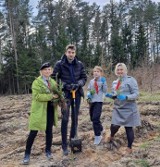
22, 62, 59, 165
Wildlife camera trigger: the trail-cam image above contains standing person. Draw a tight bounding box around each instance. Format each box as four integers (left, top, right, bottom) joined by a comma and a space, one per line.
87, 66, 107, 145
52, 44, 87, 155
105, 63, 141, 154
22, 62, 59, 165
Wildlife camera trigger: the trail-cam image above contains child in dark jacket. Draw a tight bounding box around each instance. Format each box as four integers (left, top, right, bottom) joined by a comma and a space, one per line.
87, 66, 107, 145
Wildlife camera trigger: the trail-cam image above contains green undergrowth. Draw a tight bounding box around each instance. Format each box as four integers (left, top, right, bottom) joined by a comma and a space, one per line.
139, 91, 160, 102
139, 142, 150, 149
104, 91, 160, 102
134, 159, 150, 167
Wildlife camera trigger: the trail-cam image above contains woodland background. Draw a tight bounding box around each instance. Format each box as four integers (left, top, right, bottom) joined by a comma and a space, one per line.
0, 0, 159, 94
0, 1, 160, 167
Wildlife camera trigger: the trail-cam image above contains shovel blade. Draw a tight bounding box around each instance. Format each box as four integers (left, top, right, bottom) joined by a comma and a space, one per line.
70, 138, 82, 153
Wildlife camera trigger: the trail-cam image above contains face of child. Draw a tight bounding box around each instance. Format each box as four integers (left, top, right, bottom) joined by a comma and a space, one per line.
93, 69, 102, 79
41, 67, 52, 78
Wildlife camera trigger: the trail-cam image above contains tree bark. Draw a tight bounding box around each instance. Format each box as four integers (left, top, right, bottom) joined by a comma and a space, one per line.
8, 2, 19, 94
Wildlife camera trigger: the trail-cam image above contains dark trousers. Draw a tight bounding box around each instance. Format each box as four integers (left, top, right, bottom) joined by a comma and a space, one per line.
110, 124, 134, 149
25, 102, 54, 155
89, 102, 103, 136
61, 94, 81, 150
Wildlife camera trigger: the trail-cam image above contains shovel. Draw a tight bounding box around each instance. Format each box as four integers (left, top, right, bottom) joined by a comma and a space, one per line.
70, 90, 82, 154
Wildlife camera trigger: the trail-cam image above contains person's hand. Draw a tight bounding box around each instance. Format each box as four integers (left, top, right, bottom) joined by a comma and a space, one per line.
87, 92, 92, 99
105, 93, 117, 99
64, 84, 72, 91
53, 94, 59, 99
101, 77, 106, 84
105, 93, 113, 98
117, 94, 127, 100
71, 84, 79, 90
86, 92, 92, 104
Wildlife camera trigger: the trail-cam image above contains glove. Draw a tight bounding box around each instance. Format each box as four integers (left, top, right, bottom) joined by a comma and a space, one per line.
117, 94, 127, 100
105, 93, 113, 98
101, 77, 106, 84
87, 92, 92, 99
86, 92, 92, 104
105, 93, 117, 99
64, 84, 72, 91
71, 84, 79, 90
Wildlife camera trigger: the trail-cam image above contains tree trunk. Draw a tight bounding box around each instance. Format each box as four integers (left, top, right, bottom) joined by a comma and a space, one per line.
8, 2, 19, 94
0, 39, 2, 74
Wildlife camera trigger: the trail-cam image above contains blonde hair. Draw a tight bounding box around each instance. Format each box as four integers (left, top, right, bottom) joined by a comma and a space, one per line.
93, 66, 104, 74
115, 63, 128, 75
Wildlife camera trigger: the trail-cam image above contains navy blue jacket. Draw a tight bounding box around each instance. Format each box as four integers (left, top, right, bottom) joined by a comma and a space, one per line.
52, 55, 87, 98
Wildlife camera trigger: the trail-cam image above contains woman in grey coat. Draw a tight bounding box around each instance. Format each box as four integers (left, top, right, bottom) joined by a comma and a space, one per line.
106, 63, 141, 154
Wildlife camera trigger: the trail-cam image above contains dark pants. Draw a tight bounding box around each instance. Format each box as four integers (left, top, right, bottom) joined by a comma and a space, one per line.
61, 94, 81, 150
25, 101, 54, 155
89, 102, 103, 136
110, 124, 134, 149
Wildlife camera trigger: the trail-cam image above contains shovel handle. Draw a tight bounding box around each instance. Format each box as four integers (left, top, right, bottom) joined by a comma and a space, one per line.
71, 90, 76, 99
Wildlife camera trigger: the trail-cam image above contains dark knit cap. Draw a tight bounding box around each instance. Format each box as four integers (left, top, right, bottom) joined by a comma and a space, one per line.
40, 62, 51, 70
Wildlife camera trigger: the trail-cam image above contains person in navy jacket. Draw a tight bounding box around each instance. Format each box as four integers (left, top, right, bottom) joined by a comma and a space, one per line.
52, 44, 87, 155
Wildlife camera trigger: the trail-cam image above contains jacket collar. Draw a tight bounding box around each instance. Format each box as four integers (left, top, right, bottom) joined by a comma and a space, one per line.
61, 54, 78, 65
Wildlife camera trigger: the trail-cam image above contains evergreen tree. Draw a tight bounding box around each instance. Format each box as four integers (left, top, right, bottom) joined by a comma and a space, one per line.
0, 11, 6, 74
110, 1, 123, 67
0, 0, 159, 94
135, 23, 148, 67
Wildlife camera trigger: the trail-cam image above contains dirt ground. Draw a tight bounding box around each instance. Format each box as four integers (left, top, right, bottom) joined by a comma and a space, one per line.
0, 94, 160, 167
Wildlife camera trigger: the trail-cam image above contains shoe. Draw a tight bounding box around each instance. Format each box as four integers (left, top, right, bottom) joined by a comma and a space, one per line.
125, 147, 132, 154
122, 147, 132, 156
22, 154, 30, 165
94, 136, 102, 145
46, 151, 52, 160
63, 149, 69, 156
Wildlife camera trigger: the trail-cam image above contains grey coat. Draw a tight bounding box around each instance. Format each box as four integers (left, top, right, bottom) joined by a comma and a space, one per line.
87, 77, 107, 103
111, 75, 141, 127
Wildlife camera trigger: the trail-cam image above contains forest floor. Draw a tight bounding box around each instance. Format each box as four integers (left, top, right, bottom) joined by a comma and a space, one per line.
0, 94, 160, 167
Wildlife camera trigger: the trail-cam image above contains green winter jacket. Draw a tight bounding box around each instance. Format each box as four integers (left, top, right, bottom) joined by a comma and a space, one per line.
28, 76, 59, 130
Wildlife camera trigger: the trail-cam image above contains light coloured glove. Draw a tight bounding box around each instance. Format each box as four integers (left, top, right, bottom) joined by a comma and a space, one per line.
87, 92, 92, 99
105, 93, 113, 98
117, 94, 127, 100
101, 77, 106, 84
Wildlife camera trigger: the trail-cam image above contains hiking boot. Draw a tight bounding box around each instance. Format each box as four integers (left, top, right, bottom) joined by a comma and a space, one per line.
22, 154, 30, 165
46, 150, 52, 160
94, 136, 102, 145
63, 149, 69, 156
